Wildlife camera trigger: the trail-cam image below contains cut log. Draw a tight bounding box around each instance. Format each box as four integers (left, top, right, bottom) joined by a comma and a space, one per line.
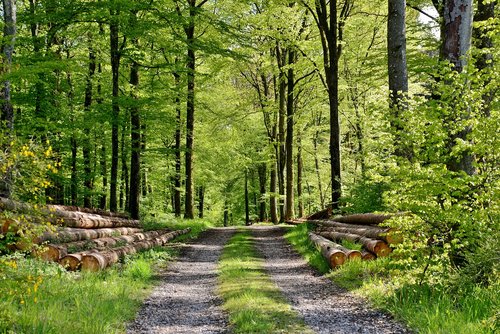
307, 207, 332, 220
312, 221, 402, 245
39, 229, 171, 262
0, 197, 139, 229
308, 232, 346, 268
361, 250, 376, 261
318, 231, 392, 257
59, 249, 100, 271
331, 213, 394, 226
37, 227, 142, 244
80, 228, 190, 271
47, 204, 129, 219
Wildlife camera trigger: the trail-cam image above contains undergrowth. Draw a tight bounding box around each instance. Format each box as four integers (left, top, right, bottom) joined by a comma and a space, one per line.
0, 218, 212, 333
218, 230, 312, 333
285, 223, 499, 334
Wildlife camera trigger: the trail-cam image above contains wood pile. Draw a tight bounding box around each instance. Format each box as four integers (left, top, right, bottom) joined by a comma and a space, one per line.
1, 197, 191, 271
300, 212, 402, 269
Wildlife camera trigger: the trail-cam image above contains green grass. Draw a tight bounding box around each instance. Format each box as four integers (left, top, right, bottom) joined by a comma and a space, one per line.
218, 230, 313, 334
0, 217, 214, 333
284, 223, 330, 274
286, 224, 500, 334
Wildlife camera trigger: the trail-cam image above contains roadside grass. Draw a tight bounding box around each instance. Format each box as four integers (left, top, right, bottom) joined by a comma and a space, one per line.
285, 223, 499, 334
0, 218, 213, 333
218, 230, 313, 334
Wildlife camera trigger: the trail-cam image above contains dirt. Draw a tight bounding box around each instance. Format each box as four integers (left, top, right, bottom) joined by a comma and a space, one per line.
127, 225, 410, 334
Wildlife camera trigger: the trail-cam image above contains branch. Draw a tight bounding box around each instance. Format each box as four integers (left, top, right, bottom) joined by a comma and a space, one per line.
407, 4, 439, 23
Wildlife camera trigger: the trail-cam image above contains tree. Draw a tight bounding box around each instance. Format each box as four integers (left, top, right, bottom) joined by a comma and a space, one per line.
387, 0, 410, 159
0, 0, 16, 198
300, 0, 353, 210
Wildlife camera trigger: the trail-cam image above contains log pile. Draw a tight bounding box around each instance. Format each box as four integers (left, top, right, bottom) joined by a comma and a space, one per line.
303, 212, 402, 268
1, 197, 191, 271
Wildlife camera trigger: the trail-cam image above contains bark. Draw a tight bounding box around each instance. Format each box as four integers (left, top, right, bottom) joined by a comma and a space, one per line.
38, 227, 142, 244
119, 121, 129, 211
99, 136, 107, 210
129, 54, 141, 219
183, 3, 197, 219
285, 49, 295, 221
245, 169, 250, 225
71, 136, 78, 205
83, 42, 96, 208
270, 153, 278, 224
48, 204, 130, 219
473, 0, 496, 117
42, 228, 171, 263
361, 250, 376, 261
313, 221, 402, 244
440, 0, 475, 175
307, 207, 332, 220
332, 213, 394, 225
297, 133, 304, 217
173, 63, 182, 217
278, 67, 286, 222
257, 163, 267, 221
0, 0, 16, 198
312, 132, 325, 207
109, 5, 121, 212
308, 232, 346, 268
318, 231, 392, 257
80, 228, 190, 271
387, 0, 410, 159
197, 185, 204, 218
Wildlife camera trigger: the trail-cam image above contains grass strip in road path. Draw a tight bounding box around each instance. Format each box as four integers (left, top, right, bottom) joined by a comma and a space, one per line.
218, 230, 313, 334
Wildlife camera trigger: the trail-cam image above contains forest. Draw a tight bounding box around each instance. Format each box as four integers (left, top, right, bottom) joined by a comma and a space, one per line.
0, 0, 498, 332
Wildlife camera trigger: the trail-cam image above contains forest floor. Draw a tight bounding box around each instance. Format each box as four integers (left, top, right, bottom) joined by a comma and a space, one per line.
127, 226, 410, 334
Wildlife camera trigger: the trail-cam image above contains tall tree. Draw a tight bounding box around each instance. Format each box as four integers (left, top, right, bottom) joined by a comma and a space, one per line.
300, 0, 352, 210
0, 0, 16, 198
439, 0, 475, 175
387, 0, 409, 159
285, 49, 295, 221
109, 1, 123, 212
83, 40, 96, 208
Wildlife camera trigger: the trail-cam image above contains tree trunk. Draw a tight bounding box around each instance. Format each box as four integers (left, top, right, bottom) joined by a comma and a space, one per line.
0, 0, 16, 198
197, 185, 204, 218
109, 6, 121, 212
440, 0, 475, 175
245, 169, 250, 225
312, 132, 325, 208
71, 136, 78, 205
473, 0, 495, 117
257, 163, 267, 222
308, 232, 346, 268
297, 133, 304, 217
129, 59, 141, 219
99, 143, 108, 210
83, 42, 96, 208
120, 122, 129, 211
184, 4, 196, 219
332, 213, 394, 225
387, 0, 410, 159
173, 64, 182, 217
285, 49, 295, 221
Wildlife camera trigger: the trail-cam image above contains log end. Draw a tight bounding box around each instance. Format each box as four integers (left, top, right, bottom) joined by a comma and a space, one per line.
329, 250, 346, 267
361, 251, 377, 261
373, 241, 392, 257
34, 245, 66, 262
59, 254, 82, 271
81, 253, 107, 272
346, 250, 362, 260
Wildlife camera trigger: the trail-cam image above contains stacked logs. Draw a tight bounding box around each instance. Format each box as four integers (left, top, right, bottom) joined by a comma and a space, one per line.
0, 197, 190, 271
304, 213, 402, 268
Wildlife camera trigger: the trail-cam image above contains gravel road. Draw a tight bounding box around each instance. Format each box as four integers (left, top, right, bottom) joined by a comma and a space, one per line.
251, 225, 411, 334
127, 228, 237, 334
128, 226, 410, 334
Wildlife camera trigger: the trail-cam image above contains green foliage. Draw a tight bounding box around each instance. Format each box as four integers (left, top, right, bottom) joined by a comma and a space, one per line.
218, 230, 312, 334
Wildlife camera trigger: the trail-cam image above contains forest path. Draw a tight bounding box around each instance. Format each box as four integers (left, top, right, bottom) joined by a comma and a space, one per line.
251, 225, 411, 334
128, 226, 410, 334
127, 227, 237, 334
